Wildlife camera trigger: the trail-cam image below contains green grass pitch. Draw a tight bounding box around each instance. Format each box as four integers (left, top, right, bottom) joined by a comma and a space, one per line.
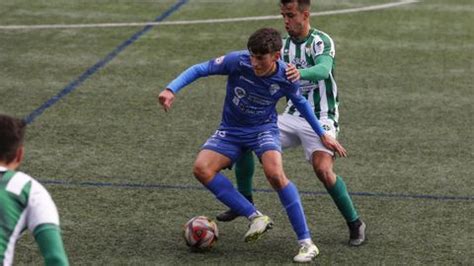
0, 0, 473, 264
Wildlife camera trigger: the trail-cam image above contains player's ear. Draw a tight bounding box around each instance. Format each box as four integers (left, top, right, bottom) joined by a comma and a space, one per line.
14, 146, 24, 166
273, 51, 281, 60
303, 10, 310, 20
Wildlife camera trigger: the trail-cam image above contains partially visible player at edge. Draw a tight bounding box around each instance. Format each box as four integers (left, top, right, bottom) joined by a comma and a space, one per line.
0, 114, 69, 266
158, 28, 347, 262
217, 0, 366, 247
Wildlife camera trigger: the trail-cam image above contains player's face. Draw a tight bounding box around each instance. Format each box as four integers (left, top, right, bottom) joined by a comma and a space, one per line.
281, 2, 308, 39
250, 52, 280, 77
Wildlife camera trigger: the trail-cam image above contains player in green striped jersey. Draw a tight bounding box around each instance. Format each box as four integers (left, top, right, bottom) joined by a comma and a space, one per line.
0, 114, 69, 266
217, 0, 366, 247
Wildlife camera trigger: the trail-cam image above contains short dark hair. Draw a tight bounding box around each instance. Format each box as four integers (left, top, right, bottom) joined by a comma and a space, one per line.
247, 28, 282, 55
280, 0, 311, 11
0, 114, 26, 164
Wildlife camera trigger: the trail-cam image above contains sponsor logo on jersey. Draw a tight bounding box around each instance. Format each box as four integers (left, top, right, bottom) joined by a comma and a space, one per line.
312, 41, 323, 54
269, 84, 280, 95
214, 55, 225, 65
234, 87, 246, 98
232, 96, 240, 106
292, 58, 308, 68
215, 130, 226, 137
247, 94, 273, 106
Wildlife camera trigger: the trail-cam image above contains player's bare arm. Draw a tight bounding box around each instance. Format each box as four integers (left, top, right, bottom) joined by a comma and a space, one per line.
158, 89, 175, 112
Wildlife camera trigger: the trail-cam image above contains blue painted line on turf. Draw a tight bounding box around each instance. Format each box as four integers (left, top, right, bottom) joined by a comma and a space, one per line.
40, 179, 474, 202
23, 0, 189, 125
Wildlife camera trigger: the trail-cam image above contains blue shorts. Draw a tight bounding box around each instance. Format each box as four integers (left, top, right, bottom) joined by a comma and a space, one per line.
201, 128, 281, 164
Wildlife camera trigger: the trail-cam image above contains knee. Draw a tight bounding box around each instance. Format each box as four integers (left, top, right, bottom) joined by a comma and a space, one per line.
193, 163, 214, 183
265, 171, 289, 190
314, 166, 336, 188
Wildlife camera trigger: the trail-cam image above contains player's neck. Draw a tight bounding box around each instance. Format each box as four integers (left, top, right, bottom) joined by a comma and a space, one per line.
0, 162, 9, 170
0, 161, 19, 171
293, 24, 312, 42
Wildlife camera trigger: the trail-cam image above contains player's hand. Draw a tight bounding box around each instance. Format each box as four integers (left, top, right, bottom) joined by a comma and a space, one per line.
320, 134, 347, 157
286, 64, 300, 82
158, 89, 175, 112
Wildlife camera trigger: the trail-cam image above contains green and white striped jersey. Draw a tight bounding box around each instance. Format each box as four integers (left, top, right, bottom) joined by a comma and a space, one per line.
0, 166, 59, 265
281, 28, 339, 123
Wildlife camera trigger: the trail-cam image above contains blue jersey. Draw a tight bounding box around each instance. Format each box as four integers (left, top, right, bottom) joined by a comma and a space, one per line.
208, 51, 297, 132
167, 50, 324, 137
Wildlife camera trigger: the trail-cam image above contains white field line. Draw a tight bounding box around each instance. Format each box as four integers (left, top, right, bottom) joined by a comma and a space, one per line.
0, 0, 418, 30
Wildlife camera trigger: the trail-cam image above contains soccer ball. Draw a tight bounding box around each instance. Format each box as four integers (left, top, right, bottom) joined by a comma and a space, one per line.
183, 216, 218, 251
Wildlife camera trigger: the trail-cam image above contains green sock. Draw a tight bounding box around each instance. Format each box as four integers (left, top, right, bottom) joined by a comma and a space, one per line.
327, 176, 359, 222
235, 150, 255, 202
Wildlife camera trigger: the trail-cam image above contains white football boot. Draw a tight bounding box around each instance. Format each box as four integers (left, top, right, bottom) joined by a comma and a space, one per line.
244, 214, 273, 242
293, 242, 319, 263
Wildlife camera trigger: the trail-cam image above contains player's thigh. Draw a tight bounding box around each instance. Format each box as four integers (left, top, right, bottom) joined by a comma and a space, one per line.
194, 149, 233, 174
195, 130, 241, 182
260, 150, 288, 189
299, 118, 337, 160
278, 114, 301, 149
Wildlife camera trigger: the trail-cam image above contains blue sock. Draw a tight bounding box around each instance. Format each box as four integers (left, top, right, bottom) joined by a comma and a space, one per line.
206, 173, 256, 218
278, 182, 311, 240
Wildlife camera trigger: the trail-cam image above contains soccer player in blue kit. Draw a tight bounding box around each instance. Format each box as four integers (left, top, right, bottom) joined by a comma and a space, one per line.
158, 28, 346, 263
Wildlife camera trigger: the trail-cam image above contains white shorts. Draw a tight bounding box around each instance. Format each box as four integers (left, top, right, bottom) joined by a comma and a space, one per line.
278, 113, 338, 161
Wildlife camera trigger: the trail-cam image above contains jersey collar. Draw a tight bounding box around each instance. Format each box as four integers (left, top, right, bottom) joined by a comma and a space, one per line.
291, 28, 316, 44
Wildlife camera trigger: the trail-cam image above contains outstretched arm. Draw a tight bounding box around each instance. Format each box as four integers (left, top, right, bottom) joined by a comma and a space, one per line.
157, 61, 210, 112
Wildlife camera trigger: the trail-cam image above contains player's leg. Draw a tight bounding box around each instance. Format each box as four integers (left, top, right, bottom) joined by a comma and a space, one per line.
235, 150, 255, 202
198, 131, 272, 241
299, 118, 366, 246
216, 150, 255, 222
311, 151, 366, 246
274, 114, 312, 245
260, 150, 318, 262
232, 153, 272, 243
193, 149, 255, 217
217, 114, 301, 222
